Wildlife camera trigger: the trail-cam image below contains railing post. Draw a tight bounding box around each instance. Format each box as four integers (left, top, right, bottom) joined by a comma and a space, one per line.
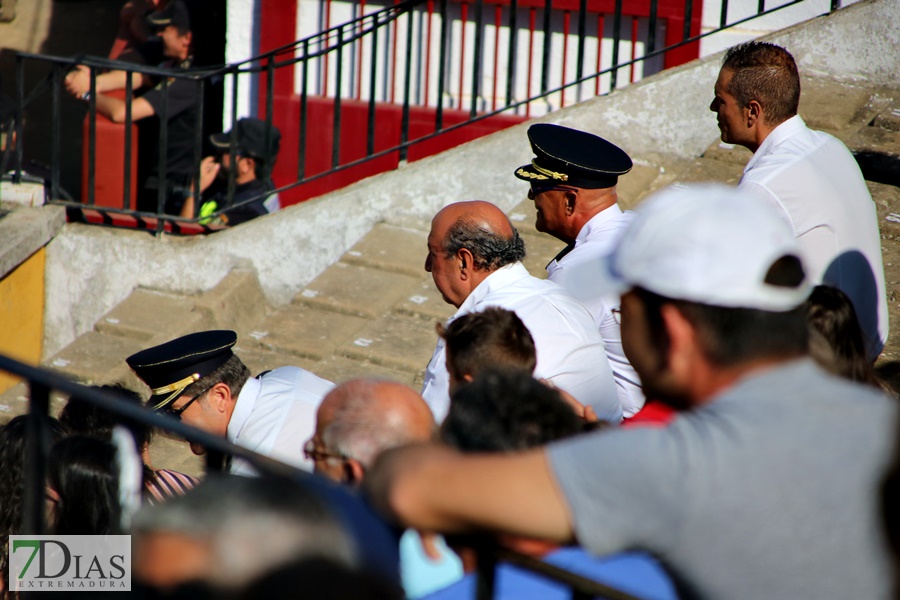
830, 0, 841, 10
475, 548, 498, 600
647, 0, 658, 55
299, 40, 310, 180
156, 76, 169, 234
264, 57, 275, 181
470, 0, 484, 117
505, 0, 518, 108
540, 0, 552, 96
227, 66, 239, 209
124, 71, 134, 211
400, 10, 414, 162
575, 0, 586, 102
51, 65, 61, 200
22, 382, 51, 535
367, 19, 379, 156
435, 0, 449, 130
333, 26, 344, 169
610, 0, 623, 91
191, 79, 205, 219
88, 67, 97, 207
14, 54, 24, 185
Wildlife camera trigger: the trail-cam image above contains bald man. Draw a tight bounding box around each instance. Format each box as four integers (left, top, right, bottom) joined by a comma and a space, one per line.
421, 201, 621, 423
306, 379, 435, 484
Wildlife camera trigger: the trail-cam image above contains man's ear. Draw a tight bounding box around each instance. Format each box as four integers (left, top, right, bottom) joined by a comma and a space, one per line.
209, 382, 233, 413
342, 458, 366, 485
564, 189, 578, 216
660, 303, 700, 379
746, 100, 762, 128
457, 248, 475, 278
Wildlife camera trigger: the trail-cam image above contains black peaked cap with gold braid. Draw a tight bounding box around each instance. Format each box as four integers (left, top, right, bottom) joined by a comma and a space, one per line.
514, 123, 632, 189
126, 330, 237, 411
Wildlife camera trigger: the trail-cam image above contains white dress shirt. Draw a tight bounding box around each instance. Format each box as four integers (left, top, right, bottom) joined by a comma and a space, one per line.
546, 206, 645, 417
738, 115, 887, 357
421, 262, 621, 423
227, 366, 335, 475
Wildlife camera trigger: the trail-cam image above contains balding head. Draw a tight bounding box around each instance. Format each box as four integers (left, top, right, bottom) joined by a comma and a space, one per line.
425, 201, 526, 307
313, 379, 434, 484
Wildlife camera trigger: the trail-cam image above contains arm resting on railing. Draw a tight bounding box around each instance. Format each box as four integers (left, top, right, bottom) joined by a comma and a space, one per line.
65, 65, 149, 96
365, 442, 575, 543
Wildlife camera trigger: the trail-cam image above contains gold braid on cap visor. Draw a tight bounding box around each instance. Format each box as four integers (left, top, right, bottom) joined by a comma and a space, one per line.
149, 373, 201, 410
515, 160, 570, 182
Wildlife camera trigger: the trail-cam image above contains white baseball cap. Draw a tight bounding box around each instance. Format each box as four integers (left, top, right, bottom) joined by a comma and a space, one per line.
600, 183, 812, 311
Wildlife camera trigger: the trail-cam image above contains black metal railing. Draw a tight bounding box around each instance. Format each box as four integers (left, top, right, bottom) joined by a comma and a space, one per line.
10, 0, 841, 232
2, 352, 646, 599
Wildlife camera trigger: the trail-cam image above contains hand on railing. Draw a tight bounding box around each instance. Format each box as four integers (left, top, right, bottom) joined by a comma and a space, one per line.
64, 65, 91, 98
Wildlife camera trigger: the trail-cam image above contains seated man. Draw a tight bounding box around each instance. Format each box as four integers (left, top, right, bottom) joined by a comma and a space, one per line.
126, 329, 334, 474
427, 368, 676, 600
179, 117, 282, 226
421, 200, 620, 423
308, 379, 462, 599
367, 184, 898, 600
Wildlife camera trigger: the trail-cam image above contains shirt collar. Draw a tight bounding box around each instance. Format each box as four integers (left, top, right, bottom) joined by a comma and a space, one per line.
455, 262, 530, 317
575, 204, 624, 247
744, 115, 805, 174
226, 375, 260, 442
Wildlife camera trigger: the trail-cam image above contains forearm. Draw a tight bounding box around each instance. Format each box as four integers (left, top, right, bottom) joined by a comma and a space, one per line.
365, 443, 575, 543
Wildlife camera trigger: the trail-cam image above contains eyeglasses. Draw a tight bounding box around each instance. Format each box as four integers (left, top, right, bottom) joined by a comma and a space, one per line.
611, 307, 622, 325
303, 438, 347, 463
164, 385, 213, 421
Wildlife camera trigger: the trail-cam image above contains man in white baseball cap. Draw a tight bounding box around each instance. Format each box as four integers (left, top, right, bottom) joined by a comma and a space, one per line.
365, 184, 898, 600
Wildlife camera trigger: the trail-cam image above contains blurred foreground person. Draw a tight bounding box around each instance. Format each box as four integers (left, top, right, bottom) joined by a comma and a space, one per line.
367, 184, 898, 600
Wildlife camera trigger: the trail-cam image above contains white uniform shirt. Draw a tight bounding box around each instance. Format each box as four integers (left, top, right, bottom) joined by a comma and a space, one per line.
546, 206, 645, 417
421, 262, 621, 423
738, 115, 887, 357
226, 366, 335, 475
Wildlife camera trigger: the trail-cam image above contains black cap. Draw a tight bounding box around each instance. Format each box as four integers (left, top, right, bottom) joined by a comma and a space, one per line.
514, 123, 632, 189
147, 0, 191, 32
210, 118, 282, 162
126, 330, 237, 410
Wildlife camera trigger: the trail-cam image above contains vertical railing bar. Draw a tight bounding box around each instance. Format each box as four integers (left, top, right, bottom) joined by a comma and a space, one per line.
23, 382, 50, 535
50, 66, 61, 200
265, 56, 275, 181
123, 71, 134, 211
13, 55, 24, 184
475, 550, 498, 600
424, 0, 434, 106
400, 9, 414, 162
155, 76, 169, 234
575, 0, 587, 103
367, 22, 379, 155
757, 0, 765, 15
595, 14, 603, 95
830, 0, 841, 10
333, 26, 344, 169
457, 2, 468, 111
390, 0, 400, 103
191, 80, 204, 218
682, 0, 693, 41
610, 0, 623, 91
720, 0, 729, 29
469, 0, 484, 117
299, 40, 310, 179
88, 67, 97, 206
647, 0, 658, 54
227, 68, 239, 211
525, 7, 536, 116
491, 4, 501, 111
435, 0, 449, 130
560, 10, 569, 107
629, 16, 638, 83
356, 0, 367, 100
540, 0, 551, 95
505, 0, 518, 108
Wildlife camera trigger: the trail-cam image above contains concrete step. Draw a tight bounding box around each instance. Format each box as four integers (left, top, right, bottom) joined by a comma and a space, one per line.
337, 312, 439, 374
800, 77, 875, 134
670, 156, 746, 186
341, 223, 429, 278
94, 288, 210, 342
248, 305, 370, 361
43, 330, 147, 391
296, 262, 423, 319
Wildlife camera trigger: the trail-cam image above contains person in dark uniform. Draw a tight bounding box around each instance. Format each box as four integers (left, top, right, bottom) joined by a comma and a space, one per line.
65, 0, 199, 215
179, 117, 282, 226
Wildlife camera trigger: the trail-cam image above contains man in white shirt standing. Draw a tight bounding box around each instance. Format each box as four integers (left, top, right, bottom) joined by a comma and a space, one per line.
710, 41, 887, 358
127, 330, 334, 474
514, 123, 644, 416
420, 200, 621, 423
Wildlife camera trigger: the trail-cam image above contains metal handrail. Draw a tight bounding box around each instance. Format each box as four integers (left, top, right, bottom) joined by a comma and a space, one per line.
13, 0, 842, 231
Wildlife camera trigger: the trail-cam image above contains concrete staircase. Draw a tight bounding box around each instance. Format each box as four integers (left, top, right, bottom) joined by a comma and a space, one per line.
3, 75, 900, 474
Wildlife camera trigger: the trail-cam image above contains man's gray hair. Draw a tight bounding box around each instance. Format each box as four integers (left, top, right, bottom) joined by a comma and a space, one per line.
442, 217, 526, 271
132, 475, 358, 587
322, 397, 426, 469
